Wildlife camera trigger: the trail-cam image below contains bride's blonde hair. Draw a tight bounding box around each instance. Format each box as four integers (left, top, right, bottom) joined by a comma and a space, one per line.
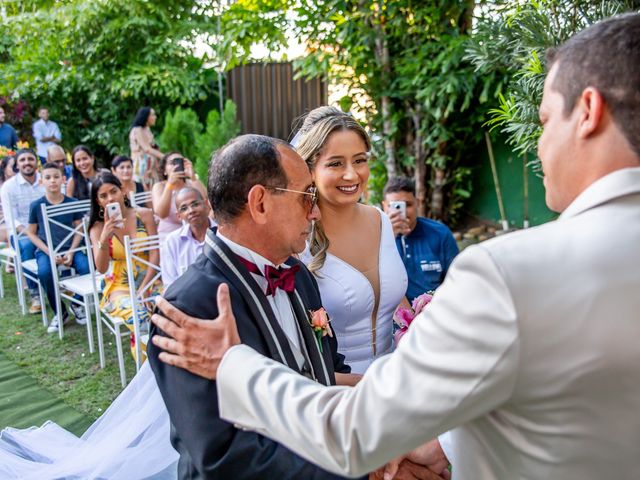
294, 106, 371, 274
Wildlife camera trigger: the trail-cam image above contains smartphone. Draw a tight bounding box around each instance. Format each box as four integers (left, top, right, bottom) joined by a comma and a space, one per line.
105, 202, 124, 228
172, 157, 185, 173
389, 200, 407, 219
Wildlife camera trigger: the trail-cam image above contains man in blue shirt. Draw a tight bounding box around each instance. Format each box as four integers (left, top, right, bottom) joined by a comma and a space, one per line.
0, 107, 19, 149
382, 176, 459, 301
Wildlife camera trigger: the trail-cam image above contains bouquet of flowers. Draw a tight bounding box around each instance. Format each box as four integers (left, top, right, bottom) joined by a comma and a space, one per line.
393, 292, 433, 345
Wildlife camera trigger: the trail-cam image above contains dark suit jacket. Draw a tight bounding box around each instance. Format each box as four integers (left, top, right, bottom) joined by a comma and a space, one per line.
149, 230, 361, 480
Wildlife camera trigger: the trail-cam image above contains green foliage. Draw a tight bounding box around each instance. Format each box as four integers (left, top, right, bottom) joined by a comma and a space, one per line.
158, 101, 241, 183
466, 0, 640, 163
158, 107, 203, 163
0, 0, 217, 160
195, 100, 241, 182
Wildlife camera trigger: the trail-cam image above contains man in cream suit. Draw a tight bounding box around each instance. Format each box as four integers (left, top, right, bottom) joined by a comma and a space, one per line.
152, 14, 640, 480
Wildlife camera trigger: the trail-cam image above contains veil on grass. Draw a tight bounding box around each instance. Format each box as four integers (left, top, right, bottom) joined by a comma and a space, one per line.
0, 362, 178, 479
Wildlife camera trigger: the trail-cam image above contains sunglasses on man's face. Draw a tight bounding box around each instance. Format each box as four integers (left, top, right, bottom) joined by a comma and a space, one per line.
268, 186, 318, 214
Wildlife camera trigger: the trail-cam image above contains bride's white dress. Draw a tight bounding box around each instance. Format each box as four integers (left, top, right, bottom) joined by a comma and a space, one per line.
0, 362, 178, 479
301, 209, 407, 374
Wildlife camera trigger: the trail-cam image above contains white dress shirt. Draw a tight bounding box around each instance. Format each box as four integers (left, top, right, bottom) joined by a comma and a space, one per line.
161, 220, 214, 288
32, 119, 61, 158
217, 232, 301, 351
217, 167, 640, 480
0, 172, 44, 233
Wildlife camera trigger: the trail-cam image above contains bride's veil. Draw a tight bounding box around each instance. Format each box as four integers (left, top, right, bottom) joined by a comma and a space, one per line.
0, 362, 178, 479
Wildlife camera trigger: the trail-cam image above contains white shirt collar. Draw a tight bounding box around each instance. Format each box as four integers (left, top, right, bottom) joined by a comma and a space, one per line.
180, 219, 215, 241
560, 166, 640, 220
16, 172, 40, 186
216, 231, 282, 275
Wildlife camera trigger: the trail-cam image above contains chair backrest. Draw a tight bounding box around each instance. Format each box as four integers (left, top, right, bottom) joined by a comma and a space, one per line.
124, 233, 162, 371
41, 199, 91, 334
129, 190, 153, 209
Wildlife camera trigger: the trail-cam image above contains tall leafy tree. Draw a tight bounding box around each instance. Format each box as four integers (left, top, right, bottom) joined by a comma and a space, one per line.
0, 0, 217, 159
466, 0, 640, 164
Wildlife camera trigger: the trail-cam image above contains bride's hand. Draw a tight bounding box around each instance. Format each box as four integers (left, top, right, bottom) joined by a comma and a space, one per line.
335, 372, 362, 386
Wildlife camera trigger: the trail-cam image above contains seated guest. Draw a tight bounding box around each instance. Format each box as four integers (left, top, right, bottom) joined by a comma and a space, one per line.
25, 162, 90, 333
160, 187, 213, 289
111, 154, 145, 203
0, 148, 45, 313
151, 152, 207, 240
88, 171, 160, 358
46, 145, 73, 181
67, 145, 100, 200
382, 176, 458, 300
0, 154, 16, 246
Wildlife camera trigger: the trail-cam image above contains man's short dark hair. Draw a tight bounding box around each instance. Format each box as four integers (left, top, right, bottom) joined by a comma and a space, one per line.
383, 176, 415, 197
208, 134, 290, 223
42, 162, 63, 173
15, 148, 37, 163
546, 13, 640, 156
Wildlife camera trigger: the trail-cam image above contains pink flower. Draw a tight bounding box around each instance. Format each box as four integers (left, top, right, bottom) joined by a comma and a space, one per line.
393, 307, 415, 329
394, 327, 408, 345
411, 293, 433, 316
309, 308, 332, 337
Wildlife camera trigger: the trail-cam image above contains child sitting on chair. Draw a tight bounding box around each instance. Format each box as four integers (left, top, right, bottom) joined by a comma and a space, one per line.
25, 162, 90, 333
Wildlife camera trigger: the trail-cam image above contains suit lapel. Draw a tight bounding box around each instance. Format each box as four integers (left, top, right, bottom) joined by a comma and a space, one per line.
203, 231, 301, 372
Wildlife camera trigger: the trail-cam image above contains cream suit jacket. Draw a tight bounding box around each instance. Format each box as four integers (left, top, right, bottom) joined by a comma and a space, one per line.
218, 167, 640, 480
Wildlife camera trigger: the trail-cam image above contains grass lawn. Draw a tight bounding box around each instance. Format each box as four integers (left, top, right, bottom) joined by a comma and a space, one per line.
0, 270, 137, 426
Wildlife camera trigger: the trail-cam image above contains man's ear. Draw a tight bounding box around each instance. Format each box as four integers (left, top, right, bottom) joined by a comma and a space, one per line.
246, 184, 269, 225
577, 87, 605, 139
381, 200, 389, 212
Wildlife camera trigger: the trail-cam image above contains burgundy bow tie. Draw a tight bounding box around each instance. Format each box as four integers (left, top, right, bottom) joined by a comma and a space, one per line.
236, 255, 300, 296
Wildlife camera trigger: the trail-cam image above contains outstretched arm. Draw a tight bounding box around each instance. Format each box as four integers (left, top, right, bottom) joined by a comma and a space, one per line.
155, 246, 520, 476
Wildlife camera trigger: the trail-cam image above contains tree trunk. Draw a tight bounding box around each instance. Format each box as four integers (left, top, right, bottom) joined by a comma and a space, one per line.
372, 3, 396, 178
409, 104, 427, 217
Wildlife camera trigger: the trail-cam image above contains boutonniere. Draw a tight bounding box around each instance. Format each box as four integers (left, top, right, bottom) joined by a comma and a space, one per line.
309, 307, 332, 353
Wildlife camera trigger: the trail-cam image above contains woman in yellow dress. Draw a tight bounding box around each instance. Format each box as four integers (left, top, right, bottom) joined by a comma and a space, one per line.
88, 171, 160, 358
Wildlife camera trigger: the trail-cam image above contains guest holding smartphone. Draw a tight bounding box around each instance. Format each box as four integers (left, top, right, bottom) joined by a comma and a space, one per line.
89, 171, 160, 359
151, 151, 207, 240
382, 176, 458, 301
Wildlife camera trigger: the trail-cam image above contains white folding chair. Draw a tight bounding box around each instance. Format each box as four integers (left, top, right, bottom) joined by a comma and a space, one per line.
124, 233, 162, 372
0, 208, 16, 299
83, 218, 129, 387
129, 190, 152, 208
41, 199, 96, 348
6, 196, 47, 324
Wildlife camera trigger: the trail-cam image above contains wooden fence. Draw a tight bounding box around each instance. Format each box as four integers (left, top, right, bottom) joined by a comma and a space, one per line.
226, 62, 328, 141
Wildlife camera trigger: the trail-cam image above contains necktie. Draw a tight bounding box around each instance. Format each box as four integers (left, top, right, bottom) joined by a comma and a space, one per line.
236, 255, 300, 296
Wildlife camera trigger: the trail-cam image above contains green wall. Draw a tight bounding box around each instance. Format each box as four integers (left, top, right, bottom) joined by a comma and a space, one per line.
468, 137, 557, 227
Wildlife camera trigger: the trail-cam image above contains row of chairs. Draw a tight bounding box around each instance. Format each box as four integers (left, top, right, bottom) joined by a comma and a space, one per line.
0, 190, 156, 387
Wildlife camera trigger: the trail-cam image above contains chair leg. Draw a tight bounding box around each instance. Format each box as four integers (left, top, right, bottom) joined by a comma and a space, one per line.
83, 295, 94, 354
0, 264, 5, 298
114, 324, 127, 388
96, 309, 106, 369
15, 268, 26, 316
38, 283, 48, 329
